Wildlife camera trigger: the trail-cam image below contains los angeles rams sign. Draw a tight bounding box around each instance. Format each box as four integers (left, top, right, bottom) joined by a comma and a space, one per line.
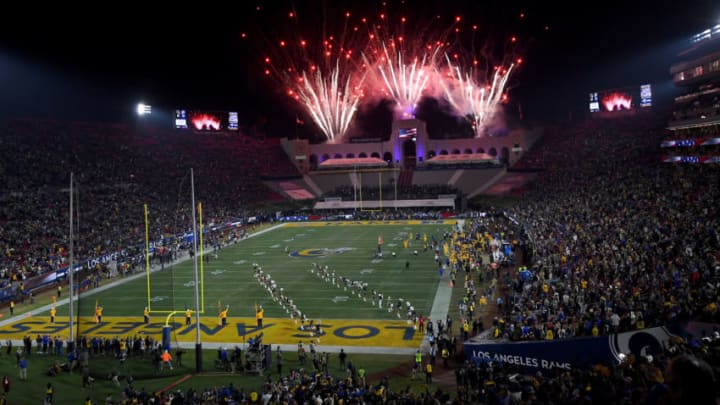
464, 326, 678, 372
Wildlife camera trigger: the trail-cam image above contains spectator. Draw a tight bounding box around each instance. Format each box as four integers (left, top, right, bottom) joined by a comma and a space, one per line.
664, 354, 717, 405
161, 350, 173, 371
18, 358, 27, 381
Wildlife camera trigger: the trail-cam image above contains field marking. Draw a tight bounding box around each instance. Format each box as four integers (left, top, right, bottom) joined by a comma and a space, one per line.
0, 316, 424, 350
284, 220, 456, 227
158, 375, 193, 395
0, 223, 289, 330
1, 220, 457, 355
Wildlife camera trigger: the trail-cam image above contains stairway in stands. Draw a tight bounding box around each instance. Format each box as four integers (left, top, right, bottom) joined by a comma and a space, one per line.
398, 168, 414, 189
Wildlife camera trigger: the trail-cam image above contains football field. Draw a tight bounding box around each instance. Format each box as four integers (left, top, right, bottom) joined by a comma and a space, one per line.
0, 220, 458, 349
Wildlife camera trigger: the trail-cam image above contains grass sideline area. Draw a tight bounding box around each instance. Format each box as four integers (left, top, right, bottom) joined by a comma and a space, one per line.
0, 341, 452, 403
0, 220, 476, 402
2, 221, 458, 350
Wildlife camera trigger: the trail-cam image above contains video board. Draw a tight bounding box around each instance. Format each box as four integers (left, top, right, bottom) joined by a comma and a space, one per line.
175, 110, 239, 131
589, 84, 652, 113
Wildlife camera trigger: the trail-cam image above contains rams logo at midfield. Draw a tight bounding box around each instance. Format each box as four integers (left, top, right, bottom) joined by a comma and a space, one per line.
289, 247, 356, 258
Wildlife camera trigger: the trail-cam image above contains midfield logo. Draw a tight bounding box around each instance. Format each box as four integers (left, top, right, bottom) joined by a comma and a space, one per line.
289, 247, 357, 258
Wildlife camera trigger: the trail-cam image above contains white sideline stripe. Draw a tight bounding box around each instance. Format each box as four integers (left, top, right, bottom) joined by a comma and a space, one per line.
419, 219, 463, 353
0, 220, 450, 355
0, 223, 288, 330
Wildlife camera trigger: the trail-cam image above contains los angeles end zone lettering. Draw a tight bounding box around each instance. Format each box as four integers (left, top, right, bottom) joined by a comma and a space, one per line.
472, 351, 571, 371
0, 317, 421, 348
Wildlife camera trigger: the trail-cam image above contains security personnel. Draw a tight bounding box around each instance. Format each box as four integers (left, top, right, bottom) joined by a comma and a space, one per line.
50, 306, 57, 324
441, 347, 450, 367
255, 305, 264, 328
143, 307, 150, 324
95, 305, 103, 323
45, 382, 54, 403
220, 305, 229, 327
358, 367, 366, 386
185, 308, 192, 325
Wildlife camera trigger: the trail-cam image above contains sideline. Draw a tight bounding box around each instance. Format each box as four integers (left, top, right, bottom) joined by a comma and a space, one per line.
157, 374, 193, 395
419, 219, 463, 353
429, 219, 462, 321
0, 221, 454, 357
0, 223, 288, 330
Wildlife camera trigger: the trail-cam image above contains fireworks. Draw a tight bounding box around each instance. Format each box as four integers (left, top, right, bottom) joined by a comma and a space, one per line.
295, 61, 364, 143
435, 13, 522, 138
251, 3, 525, 142
258, 6, 368, 143
360, 9, 457, 119
441, 54, 515, 138
363, 39, 443, 119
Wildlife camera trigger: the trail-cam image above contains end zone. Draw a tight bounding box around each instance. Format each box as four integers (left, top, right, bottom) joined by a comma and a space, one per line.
0, 316, 424, 348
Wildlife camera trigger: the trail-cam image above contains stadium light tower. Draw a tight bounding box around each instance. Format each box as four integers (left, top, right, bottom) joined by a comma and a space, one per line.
136, 102, 152, 116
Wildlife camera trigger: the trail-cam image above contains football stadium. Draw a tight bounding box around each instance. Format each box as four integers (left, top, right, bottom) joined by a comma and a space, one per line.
1, 5, 719, 405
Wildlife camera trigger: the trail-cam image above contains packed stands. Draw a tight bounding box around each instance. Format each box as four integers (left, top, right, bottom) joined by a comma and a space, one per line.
486, 115, 719, 345
2, 110, 720, 403
0, 119, 285, 298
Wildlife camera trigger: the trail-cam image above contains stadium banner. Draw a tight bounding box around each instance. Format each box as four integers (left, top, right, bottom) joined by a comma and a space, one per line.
464, 326, 677, 372
672, 321, 720, 341
0, 288, 14, 303
284, 220, 457, 227
4, 219, 251, 302
661, 137, 720, 147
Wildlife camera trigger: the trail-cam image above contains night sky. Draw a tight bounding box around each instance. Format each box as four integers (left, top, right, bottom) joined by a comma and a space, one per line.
0, 0, 717, 135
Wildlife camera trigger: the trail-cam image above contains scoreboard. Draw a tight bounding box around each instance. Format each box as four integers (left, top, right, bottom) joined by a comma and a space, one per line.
175, 110, 239, 131
589, 84, 652, 113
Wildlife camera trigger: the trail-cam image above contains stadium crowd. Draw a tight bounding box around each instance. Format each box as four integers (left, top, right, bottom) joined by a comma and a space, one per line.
0, 119, 287, 302
487, 116, 720, 342
1, 111, 719, 403
328, 184, 460, 202
671, 84, 720, 123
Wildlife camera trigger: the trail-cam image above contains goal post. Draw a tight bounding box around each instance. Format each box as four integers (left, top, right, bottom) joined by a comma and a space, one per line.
357, 170, 384, 212
144, 203, 205, 315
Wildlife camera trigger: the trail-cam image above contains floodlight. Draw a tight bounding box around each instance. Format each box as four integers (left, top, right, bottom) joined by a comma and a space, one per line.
137, 103, 152, 115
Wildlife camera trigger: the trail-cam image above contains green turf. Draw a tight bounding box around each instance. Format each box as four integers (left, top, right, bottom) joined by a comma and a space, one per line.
70, 222, 455, 332
0, 221, 466, 403
0, 340, 444, 404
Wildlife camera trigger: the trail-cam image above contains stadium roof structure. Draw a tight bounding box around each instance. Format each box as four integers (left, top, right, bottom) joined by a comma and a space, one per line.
318, 157, 388, 169
426, 153, 499, 166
